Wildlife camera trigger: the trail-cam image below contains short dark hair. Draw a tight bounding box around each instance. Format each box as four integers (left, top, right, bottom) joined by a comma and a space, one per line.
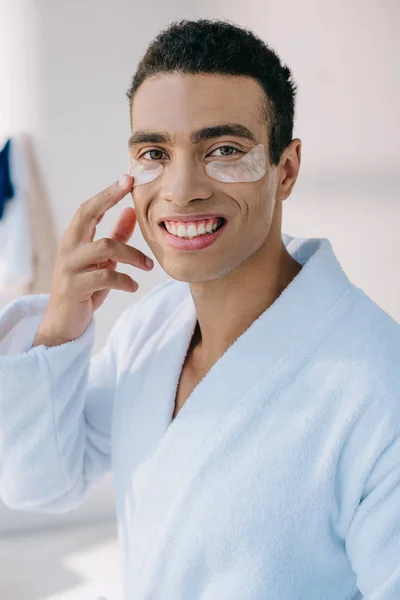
126, 18, 297, 166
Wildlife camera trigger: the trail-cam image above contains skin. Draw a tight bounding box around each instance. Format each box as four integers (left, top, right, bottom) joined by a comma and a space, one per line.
33, 181, 154, 348
128, 72, 303, 370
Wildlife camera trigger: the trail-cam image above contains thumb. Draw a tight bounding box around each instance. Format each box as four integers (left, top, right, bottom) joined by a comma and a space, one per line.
110, 207, 137, 242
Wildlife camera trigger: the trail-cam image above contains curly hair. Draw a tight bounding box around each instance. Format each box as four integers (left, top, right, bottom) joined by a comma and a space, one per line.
126, 18, 297, 166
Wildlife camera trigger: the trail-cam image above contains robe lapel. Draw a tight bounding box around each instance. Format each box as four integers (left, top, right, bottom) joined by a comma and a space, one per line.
124, 237, 355, 589
137, 238, 353, 471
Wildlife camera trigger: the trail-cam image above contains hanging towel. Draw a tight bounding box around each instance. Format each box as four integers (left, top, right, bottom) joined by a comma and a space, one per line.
0, 138, 15, 220
0, 135, 34, 297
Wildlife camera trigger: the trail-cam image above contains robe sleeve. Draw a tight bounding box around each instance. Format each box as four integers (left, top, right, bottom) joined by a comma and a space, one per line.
345, 432, 400, 598
0, 292, 132, 513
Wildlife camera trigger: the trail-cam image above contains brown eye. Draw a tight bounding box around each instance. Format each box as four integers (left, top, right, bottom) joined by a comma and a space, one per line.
210, 146, 243, 157
138, 149, 166, 160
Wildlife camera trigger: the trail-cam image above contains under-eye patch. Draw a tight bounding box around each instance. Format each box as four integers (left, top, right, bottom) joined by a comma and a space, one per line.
206, 144, 266, 183
128, 143, 266, 186
128, 157, 163, 186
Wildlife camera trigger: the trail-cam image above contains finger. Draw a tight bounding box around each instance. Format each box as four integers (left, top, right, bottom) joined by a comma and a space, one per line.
110, 207, 137, 243
67, 237, 154, 272
86, 208, 137, 272
78, 268, 139, 294
65, 174, 134, 247
87, 258, 117, 272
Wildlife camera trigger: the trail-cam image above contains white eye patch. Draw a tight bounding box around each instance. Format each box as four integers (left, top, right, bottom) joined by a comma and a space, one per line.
128, 157, 163, 186
206, 143, 266, 183
128, 143, 266, 186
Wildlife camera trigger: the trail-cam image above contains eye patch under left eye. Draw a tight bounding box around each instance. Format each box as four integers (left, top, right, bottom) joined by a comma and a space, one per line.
205, 144, 266, 183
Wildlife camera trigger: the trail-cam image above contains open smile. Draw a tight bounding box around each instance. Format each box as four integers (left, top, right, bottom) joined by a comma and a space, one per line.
159, 217, 227, 251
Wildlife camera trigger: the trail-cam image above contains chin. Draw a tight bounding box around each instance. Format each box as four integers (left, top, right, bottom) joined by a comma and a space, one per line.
158, 257, 235, 284
160, 263, 211, 283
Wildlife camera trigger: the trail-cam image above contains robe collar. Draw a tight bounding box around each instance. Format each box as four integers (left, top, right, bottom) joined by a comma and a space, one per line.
177, 231, 355, 369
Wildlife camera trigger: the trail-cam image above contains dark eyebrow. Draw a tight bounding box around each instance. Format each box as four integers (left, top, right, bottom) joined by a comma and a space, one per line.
128, 123, 257, 148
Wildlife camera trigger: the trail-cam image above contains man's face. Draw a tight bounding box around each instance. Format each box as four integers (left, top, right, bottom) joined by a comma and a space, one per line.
129, 73, 281, 283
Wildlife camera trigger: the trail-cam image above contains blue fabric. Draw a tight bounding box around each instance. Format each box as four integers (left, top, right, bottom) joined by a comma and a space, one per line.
0, 138, 15, 220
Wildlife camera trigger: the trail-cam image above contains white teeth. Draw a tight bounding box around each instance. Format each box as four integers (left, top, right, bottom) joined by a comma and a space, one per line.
164, 218, 223, 239
177, 225, 187, 238
187, 224, 197, 238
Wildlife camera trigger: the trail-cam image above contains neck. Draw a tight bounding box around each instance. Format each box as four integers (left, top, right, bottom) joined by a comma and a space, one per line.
188, 215, 302, 369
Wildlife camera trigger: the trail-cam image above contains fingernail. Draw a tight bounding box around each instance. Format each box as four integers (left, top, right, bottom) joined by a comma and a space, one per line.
118, 174, 128, 187
145, 257, 154, 269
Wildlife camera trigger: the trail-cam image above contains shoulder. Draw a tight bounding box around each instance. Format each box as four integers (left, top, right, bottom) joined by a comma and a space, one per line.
321, 288, 400, 511
347, 287, 400, 378
330, 285, 400, 435
309, 283, 400, 430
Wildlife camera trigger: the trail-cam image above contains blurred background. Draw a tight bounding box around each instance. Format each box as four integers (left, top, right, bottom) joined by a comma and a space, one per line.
0, 0, 399, 598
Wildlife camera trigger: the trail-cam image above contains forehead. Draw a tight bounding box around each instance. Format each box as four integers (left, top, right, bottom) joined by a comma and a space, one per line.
130, 73, 267, 138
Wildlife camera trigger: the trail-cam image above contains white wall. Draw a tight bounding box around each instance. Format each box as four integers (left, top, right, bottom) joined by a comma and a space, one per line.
0, 0, 398, 533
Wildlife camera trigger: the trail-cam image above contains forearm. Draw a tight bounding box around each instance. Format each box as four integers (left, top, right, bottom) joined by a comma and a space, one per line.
0, 294, 96, 512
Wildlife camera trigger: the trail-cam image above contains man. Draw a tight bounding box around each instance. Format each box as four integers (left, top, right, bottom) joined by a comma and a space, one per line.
0, 18, 399, 600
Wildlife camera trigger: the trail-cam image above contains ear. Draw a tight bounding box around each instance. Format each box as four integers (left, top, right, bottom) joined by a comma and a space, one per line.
276, 138, 301, 202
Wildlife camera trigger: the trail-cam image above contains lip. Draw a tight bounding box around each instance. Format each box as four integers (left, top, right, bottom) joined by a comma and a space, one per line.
157, 213, 227, 225
159, 218, 228, 251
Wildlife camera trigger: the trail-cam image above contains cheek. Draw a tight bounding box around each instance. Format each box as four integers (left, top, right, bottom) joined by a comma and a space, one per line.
131, 188, 150, 218
129, 190, 149, 235
130, 189, 163, 252
235, 181, 274, 223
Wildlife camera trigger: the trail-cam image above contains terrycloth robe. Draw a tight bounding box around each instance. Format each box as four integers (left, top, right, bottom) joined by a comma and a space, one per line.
0, 232, 400, 600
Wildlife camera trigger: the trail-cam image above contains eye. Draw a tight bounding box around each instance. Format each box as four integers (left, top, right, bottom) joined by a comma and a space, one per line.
209, 145, 244, 158
137, 148, 167, 161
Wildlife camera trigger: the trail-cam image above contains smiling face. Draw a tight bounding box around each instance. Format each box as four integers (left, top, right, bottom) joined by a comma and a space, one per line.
129, 72, 295, 283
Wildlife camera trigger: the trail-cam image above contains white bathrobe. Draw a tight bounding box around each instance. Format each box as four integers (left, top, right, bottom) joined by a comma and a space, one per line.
0, 232, 400, 600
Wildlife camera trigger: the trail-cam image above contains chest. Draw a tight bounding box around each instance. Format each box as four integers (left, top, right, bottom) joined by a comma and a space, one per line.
172, 363, 203, 420
172, 355, 211, 420
120, 385, 347, 599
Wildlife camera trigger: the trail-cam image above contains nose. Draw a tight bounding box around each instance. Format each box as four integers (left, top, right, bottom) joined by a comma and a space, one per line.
160, 154, 214, 207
